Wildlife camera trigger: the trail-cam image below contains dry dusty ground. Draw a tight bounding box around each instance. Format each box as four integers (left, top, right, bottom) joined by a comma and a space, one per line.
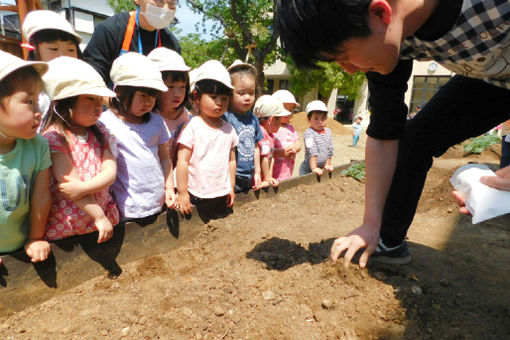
1, 125, 509, 340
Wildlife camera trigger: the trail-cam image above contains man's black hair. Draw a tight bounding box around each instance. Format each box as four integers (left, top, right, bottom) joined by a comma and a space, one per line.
276, 0, 372, 68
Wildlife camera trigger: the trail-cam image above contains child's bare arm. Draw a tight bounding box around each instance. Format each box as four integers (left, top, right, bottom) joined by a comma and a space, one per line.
176, 145, 192, 215
259, 155, 271, 188
227, 147, 236, 207
158, 141, 177, 209
309, 156, 323, 176
324, 157, 334, 172
293, 139, 302, 153
253, 144, 262, 190
26, 168, 51, 263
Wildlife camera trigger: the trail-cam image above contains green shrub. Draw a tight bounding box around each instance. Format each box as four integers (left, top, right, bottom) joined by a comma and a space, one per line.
463, 135, 501, 154
341, 161, 365, 181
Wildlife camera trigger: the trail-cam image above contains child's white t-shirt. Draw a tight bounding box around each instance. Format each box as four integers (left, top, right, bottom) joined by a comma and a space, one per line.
99, 110, 170, 219
178, 117, 238, 199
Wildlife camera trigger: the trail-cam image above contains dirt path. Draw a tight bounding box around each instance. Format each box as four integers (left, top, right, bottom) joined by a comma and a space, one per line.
1, 136, 509, 339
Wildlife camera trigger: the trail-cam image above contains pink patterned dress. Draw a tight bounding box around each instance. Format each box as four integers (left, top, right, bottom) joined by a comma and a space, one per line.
43, 124, 119, 241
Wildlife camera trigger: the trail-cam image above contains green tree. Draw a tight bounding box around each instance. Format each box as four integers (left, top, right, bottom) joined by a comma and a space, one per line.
178, 33, 236, 69
108, 0, 136, 13
287, 58, 366, 100
185, 0, 279, 95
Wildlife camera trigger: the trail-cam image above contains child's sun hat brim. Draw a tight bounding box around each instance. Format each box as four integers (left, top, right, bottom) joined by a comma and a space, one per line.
0, 50, 48, 83
254, 94, 290, 118
305, 100, 328, 114
148, 47, 191, 72
22, 10, 82, 43
190, 60, 234, 91
110, 52, 168, 92
272, 89, 300, 107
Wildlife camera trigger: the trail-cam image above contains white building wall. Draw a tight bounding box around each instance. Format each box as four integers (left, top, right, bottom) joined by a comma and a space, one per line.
69, 0, 114, 17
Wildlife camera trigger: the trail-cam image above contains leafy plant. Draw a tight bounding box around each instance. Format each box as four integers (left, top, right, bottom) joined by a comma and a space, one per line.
463, 135, 501, 154
341, 161, 365, 182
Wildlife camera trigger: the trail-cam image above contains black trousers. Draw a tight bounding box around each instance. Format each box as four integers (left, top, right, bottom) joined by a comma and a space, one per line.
380, 75, 510, 247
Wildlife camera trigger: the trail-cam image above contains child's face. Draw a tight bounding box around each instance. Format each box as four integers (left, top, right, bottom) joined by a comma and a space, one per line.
258, 116, 271, 131
355, 117, 362, 124
129, 90, 157, 116
196, 93, 229, 119
37, 40, 78, 62
309, 112, 327, 131
159, 79, 186, 111
283, 102, 296, 113
70, 95, 103, 128
280, 115, 291, 125
230, 74, 255, 114
0, 80, 41, 140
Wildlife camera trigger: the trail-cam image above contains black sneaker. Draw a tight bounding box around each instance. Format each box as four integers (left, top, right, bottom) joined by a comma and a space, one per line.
370, 239, 411, 265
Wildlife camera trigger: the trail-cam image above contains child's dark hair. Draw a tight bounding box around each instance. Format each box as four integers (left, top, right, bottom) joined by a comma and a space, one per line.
41, 97, 105, 152
154, 71, 190, 111
0, 67, 42, 109
307, 110, 328, 120
276, 0, 372, 68
193, 79, 232, 99
28, 29, 83, 61
110, 86, 160, 123
228, 65, 257, 80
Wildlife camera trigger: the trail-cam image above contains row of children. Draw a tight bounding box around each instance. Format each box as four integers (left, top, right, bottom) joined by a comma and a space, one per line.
0, 11, 335, 265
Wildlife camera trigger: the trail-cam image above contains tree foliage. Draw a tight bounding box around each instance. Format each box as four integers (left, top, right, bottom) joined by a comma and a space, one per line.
108, 0, 136, 13
287, 58, 366, 100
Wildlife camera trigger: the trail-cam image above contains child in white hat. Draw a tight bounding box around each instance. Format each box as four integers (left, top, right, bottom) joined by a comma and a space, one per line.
176, 60, 238, 215
271, 89, 302, 181
224, 60, 263, 193
300, 100, 334, 176
40, 56, 119, 243
99, 52, 177, 221
253, 95, 292, 188
148, 47, 191, 166
0, 51, 51, 265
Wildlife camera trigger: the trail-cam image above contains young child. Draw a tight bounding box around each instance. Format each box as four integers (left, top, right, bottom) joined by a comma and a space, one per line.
22, 10, 82, 125
0, 51, 51, 264
148, 47, 191, 166
99, 52, 177, 221
299, 100, 334, 176
176, 60, 238, 215
272, 90, 302, 181
224, 60, 263, 193
352, 115, 363, 147
41, 57, 119, 243
277, 0, 510, 267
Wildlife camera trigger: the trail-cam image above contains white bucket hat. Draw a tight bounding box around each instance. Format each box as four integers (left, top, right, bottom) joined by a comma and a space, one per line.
22, 10, 82, 43
0, 50, 47, 83
110, 52, 168, 92
147, 47, 191, 72
306, 100, 328, 114
254, 95, 292, 118
190, 60, 234, 91
43, 56, 115, 101
228, 59, 257, 76
272, 89, 300, 107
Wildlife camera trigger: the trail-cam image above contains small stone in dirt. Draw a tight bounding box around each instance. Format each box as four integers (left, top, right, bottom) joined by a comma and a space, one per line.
182, 307, 193, 316
61, 325, 72, 334
100, 329, 108, 336
121, 327, 130, 336
447, 207, 453, 213
439, 279, 450, 287
321, 299, 333, 309
262, 290, 276, 300
214, 307, 225, 316
374, 271, 387, 280
411, 286, 422, 295
273, 297, 283, 305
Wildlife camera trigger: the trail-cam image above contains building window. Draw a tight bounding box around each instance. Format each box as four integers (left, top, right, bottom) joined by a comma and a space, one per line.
279, 79, 289, 90
266, 79, 274, 94
410, 75, 450, 112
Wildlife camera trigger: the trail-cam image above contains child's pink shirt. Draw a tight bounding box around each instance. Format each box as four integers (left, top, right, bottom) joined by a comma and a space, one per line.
43, 124, 119, 241
258, 125, 275, 157
178, 117, 238, 199
273, 123, 299, 181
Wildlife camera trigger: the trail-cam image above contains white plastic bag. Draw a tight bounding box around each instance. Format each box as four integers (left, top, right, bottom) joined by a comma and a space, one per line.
450, 164, 510, 223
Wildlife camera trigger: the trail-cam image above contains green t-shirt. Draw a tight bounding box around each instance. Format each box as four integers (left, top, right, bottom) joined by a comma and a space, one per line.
0, 135, 51, 252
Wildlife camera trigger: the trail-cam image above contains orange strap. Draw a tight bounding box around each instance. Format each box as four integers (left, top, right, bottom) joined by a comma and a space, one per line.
121, 11, 137, 54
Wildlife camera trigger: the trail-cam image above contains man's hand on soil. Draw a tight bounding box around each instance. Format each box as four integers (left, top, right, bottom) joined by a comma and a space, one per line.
330, 224, 380, 269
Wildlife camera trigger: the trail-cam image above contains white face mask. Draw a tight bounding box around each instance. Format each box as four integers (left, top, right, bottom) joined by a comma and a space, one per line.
142, 4, 176, 29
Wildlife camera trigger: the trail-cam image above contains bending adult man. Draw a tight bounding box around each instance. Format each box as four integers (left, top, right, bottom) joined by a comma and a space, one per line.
276, 0, 510, 267
84, 0, 181, 87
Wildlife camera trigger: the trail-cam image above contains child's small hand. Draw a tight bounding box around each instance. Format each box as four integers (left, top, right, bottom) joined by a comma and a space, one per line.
312, 167, 323, 176
58, 175, 87, 200
177, 192, 192, 215
260, 180, 270, 189
269, 177, 279, 187
252, 173, 262, 190
284, 146, 297, 158
95, 216, 113, 243
24, 239, 51, 263
324, 164, 334, 173
226, 190, 235, 207
165, 188, 178, 209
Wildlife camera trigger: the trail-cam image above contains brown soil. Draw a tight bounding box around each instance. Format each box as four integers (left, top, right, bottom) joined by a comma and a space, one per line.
291, 111, 351, 135
1, 137, 510, 339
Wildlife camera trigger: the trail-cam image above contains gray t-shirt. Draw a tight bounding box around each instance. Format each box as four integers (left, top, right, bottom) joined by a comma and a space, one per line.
301, 127, 334, 173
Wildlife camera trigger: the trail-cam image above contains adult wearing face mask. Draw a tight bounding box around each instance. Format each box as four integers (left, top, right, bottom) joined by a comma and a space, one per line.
84, 0, 181, 87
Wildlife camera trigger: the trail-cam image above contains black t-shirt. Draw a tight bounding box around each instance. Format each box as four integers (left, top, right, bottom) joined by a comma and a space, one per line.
365, 0, 463, 140
83, 11, 181, 87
